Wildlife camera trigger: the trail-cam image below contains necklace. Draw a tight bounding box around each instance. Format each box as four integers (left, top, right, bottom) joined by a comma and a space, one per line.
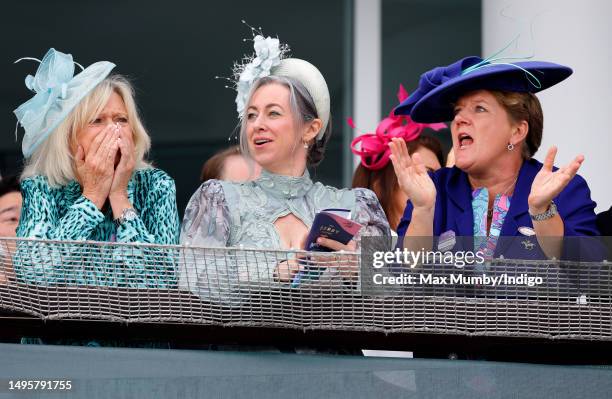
487, 177, 518, 218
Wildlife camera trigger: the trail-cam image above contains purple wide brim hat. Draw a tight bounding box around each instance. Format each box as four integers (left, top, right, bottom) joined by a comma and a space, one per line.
394, 56, 572, 123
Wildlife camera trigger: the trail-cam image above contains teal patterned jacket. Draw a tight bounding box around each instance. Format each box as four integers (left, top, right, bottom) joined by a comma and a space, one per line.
15, 168, 180, 288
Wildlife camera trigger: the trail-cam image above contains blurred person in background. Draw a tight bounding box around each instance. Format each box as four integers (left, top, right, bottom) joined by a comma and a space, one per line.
597, 206, 611, 235
351, 85, 446, 232
0, 175, 22, 284
200, 145, 261, 182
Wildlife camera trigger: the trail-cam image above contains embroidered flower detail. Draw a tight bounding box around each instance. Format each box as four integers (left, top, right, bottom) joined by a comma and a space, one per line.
223, 23, 290, 116
233, 34, 288, 115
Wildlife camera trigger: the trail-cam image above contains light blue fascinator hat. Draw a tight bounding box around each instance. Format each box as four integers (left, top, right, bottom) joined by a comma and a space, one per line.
224, 22, 330, 140
14, 48, 115, 158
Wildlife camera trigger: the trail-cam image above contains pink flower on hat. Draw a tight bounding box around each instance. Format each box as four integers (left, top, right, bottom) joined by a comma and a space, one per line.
350, 84, 446, 170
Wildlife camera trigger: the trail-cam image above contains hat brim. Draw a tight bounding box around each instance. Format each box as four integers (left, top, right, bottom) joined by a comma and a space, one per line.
395, 61, 572, 123
20, 61, 115, 158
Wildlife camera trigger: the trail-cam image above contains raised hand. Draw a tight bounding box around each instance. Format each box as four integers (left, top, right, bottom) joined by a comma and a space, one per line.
528, 146, 584, 213
388, 137, 436, 210
75, 124, 120, 209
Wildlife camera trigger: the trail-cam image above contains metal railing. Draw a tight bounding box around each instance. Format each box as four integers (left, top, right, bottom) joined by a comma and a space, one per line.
1, 237, 611, 341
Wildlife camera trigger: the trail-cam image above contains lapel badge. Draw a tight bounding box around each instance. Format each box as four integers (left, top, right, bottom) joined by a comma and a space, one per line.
518, 226, 536, 236
521, 239, 535, 251
438, 229, 456, 252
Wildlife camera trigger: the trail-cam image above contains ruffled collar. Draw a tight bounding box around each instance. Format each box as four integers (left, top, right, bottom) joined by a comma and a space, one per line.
256, 169, 313, 200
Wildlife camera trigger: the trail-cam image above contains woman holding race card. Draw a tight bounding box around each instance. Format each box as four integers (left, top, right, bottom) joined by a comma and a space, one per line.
179, 26, 389, 301
389, 55, 599, 261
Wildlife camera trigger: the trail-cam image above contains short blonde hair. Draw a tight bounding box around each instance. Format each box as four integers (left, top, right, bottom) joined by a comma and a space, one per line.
21, 75, 152, 187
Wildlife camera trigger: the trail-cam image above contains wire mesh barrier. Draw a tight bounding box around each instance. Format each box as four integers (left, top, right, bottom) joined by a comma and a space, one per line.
1, 237, 611, 341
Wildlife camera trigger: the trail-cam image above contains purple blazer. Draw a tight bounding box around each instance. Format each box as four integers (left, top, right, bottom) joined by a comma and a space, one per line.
397, 158, 601, 260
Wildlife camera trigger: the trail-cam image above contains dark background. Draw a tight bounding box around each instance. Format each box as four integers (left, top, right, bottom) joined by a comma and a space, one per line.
0, 0, 480, 217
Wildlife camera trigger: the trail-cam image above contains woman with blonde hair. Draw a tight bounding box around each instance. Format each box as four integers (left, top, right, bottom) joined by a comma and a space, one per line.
14, 48, 179, 287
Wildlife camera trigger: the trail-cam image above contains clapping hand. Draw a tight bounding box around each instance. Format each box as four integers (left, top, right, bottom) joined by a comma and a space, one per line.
388, 138, 436, 210
528, 146, 584, 214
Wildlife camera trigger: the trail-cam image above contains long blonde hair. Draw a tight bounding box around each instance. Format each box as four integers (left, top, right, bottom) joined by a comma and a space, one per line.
21, 75, 152, 187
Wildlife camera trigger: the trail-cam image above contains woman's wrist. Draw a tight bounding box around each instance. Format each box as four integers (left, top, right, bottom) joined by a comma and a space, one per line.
109, 188, 129, 202
528, 196, 551, 215
405, 206, 435, 240
81, 191, 105, 210
109, 192, 132, 219
412, 205, 435, 219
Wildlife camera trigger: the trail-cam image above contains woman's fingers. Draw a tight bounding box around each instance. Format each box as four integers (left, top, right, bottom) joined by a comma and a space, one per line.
88, 124, 113, 159
119, 125, 134, 148
389, 140, 402, 166
395, 138, 411, 169
345, 239, 357, 251
108, 129, 120, 154
446, 149, 455, 167
109, 137, 120, 165
92, 126, 115, 160
389, 141, 403, 173
116, 133, 128, 167
75, 145, 85, 167
543, 146, 557, 172
390, 138, 428, 197
119, 129, 136, 166
389, 151, 406, 181
102, 130, 120, 167
316, 237, 350, 252
531, 150, 584, 210
562, 154, 584, 180
390, 139, 408, 160
389, 153, 400, 175
411, 152, 427, 175
275, 259, 301, 282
